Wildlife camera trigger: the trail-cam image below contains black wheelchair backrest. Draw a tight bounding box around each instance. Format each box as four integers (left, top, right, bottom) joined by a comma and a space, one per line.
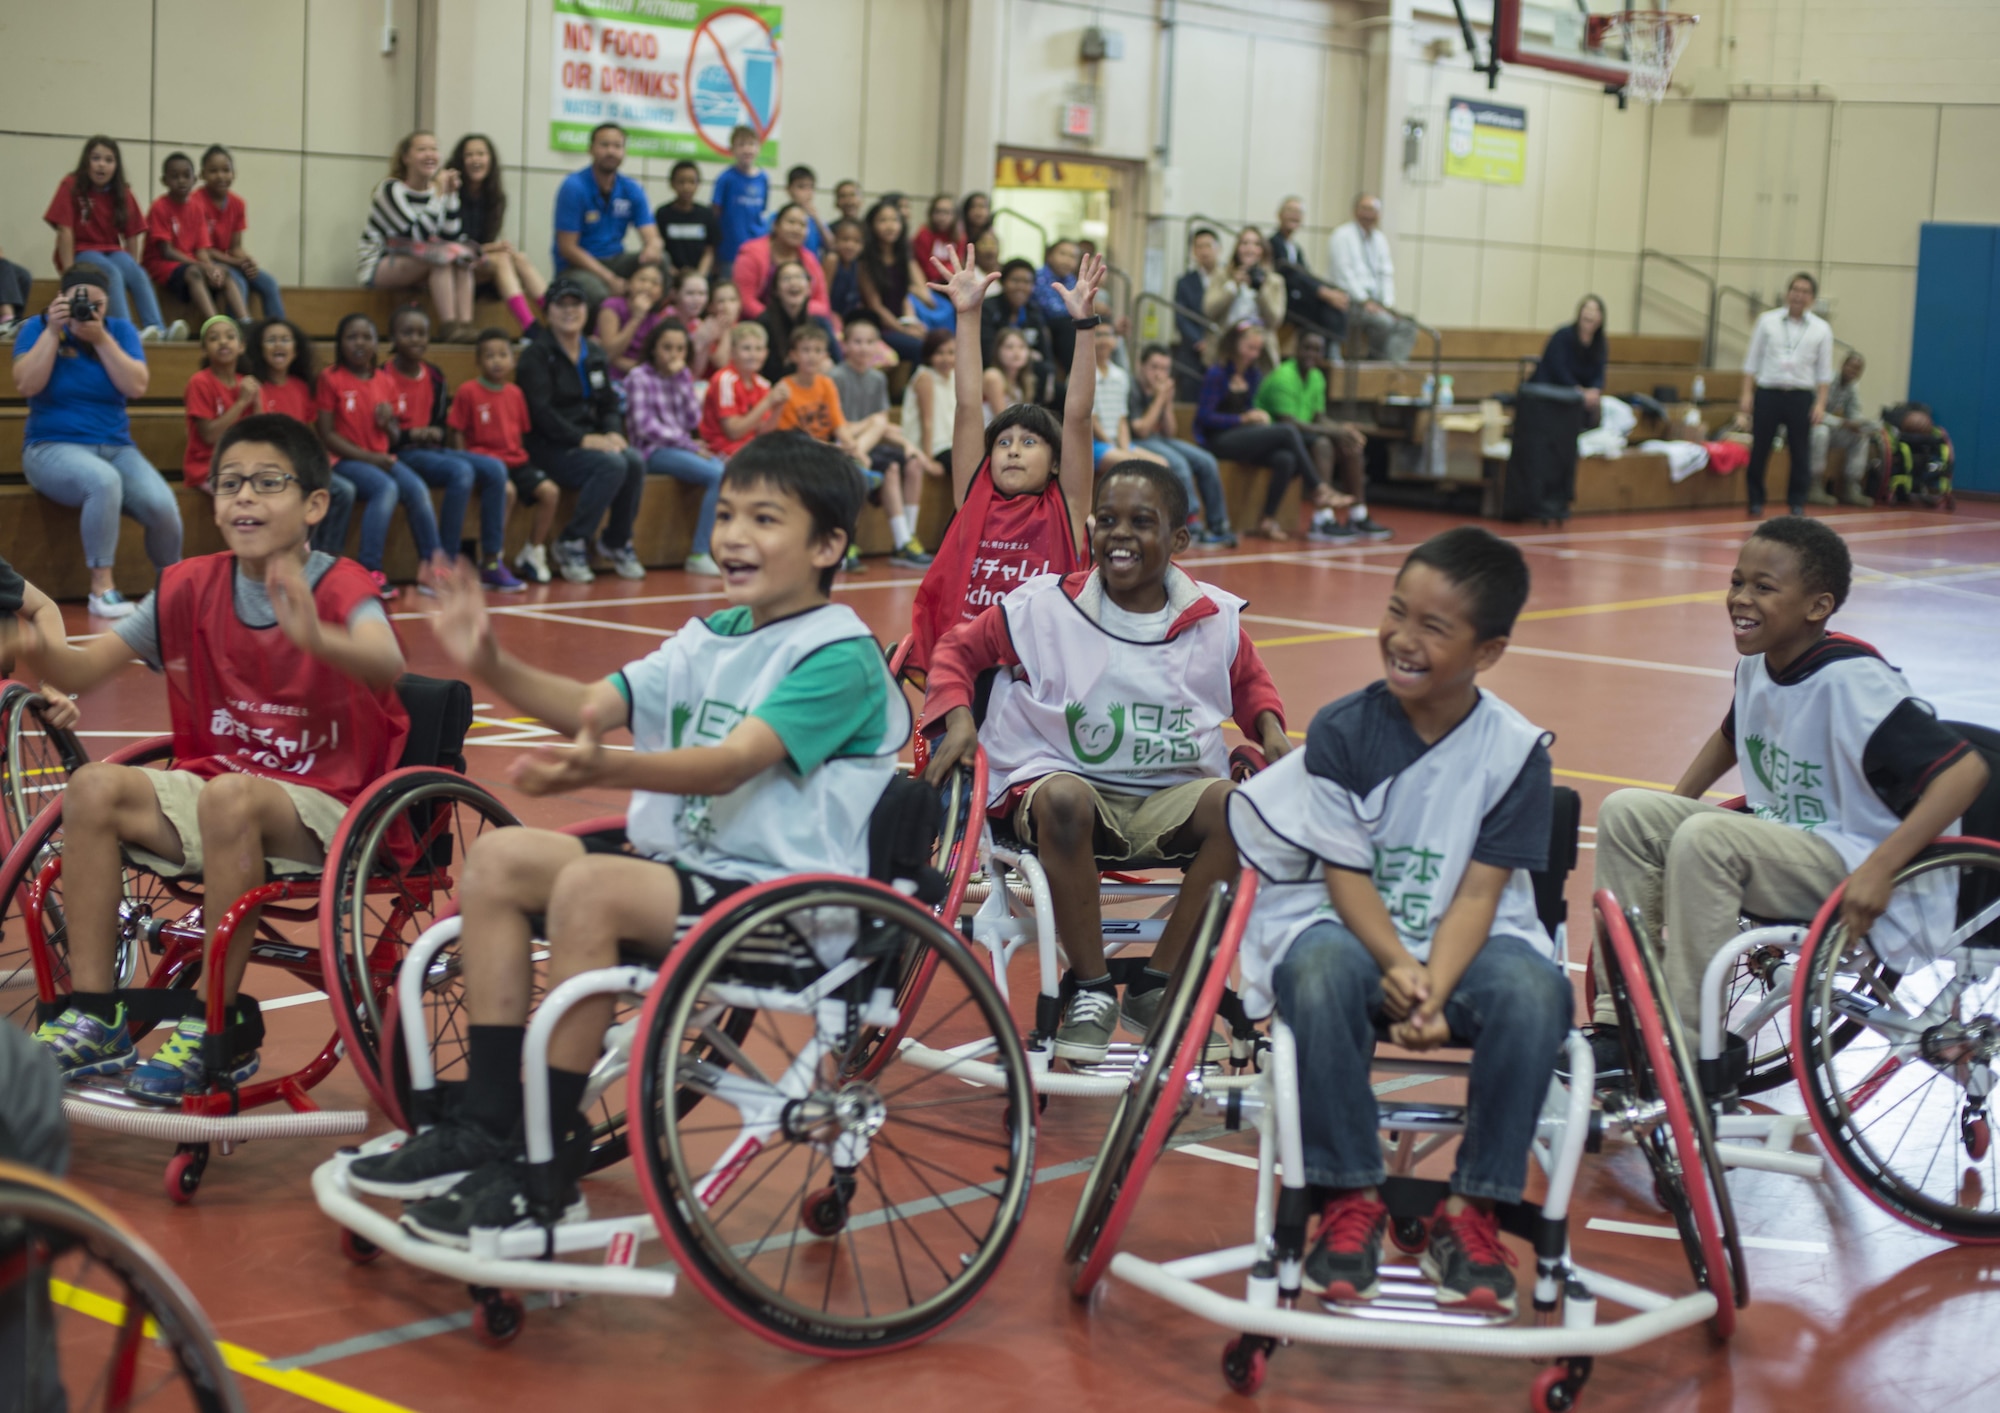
393, 675, 475, 773
1946, 722, 2000, 945
869, 774, 949, 906
1530, 786, 1582, 939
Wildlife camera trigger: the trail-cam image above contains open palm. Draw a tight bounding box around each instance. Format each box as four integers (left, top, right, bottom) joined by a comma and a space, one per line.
927, 243, 998, 315
1057, 252, 1107, 320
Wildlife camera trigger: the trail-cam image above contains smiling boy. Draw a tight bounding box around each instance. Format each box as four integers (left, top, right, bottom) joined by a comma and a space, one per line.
349, 433, 907, 1247
923, 461, 1289, 1060
22, 414, 408, 1100
1591, 516, 1988, 1085
1227, 526, 1569, 1317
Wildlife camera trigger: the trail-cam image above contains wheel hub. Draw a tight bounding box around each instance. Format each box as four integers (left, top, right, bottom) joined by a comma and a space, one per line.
784, 1081, 888, 1143
1921, 1014, 2000, 1071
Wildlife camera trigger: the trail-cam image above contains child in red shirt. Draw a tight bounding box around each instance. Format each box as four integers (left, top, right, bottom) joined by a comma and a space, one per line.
183, 317, 260, 490
144, 153, 235, 325
188, 145, 284, 322
44, 136, 177, 337
448, 330, 561, 585
245, 318, 317, 424
698, 323, 788, 458
315, 313, 442, 598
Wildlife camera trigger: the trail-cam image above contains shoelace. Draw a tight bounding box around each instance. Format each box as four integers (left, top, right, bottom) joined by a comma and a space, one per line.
1439, 1208, 1516, 1269
1319, 1197, 1387, 1252
151, 1022, 207, 1068
1065, 988, 1118, 1027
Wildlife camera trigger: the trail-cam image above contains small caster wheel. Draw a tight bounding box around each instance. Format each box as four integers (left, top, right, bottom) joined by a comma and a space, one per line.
1220, 1335, 1268, 1395
1530, 1365, 1581, 1413
339, 1228, 381, 1265
471, 1291, 525, 1348
1390, 1216, 1428, 1254
1964, 1113, 1990, 1162
164, 1145, 209, 1205
802, 1186, 848, 1238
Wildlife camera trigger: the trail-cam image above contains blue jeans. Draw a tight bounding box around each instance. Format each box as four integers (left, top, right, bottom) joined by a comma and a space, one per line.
71, 250, 165, 331
330, 458, 440, 572
400, 447, 508, 559
1271, 921, 1571, 1203
310, 473, 359, 558
643, 446, 725, 555
21, 440, 182, 570
1133, 436, 1228, 532
222, 266, 285, 320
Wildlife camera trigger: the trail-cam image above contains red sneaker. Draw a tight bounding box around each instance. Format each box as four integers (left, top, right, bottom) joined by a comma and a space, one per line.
1299, 1191, 1389, 1304
1421, 1201, 1518, 1316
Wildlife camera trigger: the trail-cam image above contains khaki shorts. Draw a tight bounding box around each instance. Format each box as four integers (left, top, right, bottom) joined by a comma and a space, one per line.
126, 768, 348, 879
1013, 774, 1221, 867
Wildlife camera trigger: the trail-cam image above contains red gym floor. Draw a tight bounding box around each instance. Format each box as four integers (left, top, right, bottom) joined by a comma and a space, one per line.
37, 502, 2000, 1413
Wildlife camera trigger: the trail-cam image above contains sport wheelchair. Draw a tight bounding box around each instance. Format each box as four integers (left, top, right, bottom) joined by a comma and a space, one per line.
1066, 792, 1746, 1409
0, 675, 518, 1201
314, 764, 1039, 1355
0, 680, 85, 852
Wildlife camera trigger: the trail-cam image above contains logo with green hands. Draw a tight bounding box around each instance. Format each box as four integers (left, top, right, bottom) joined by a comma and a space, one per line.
1065, 701, 1126, 764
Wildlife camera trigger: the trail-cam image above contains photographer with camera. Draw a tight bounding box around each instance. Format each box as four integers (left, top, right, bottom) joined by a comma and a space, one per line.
1203, 227, 1286, 368
8, 267, 183, 620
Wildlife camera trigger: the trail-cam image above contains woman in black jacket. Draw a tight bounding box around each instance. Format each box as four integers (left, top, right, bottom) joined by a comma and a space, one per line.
1531, 294, 1609, 418
516, 276, 647, 583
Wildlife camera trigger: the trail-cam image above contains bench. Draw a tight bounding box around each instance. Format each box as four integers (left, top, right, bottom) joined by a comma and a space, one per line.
23, 280, 522, 343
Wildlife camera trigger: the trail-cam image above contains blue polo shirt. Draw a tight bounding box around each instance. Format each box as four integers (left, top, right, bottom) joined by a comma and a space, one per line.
17, 315, 143, 446
551, 166, 655, 271
711, 166, 769, 268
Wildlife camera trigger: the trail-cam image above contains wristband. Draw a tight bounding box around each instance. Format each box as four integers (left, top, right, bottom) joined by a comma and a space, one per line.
1071, 316, 1102, 330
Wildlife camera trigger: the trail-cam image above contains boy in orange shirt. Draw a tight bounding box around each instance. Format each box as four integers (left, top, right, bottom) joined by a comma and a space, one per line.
447, 329, 561, 585
698, 322, 788, 459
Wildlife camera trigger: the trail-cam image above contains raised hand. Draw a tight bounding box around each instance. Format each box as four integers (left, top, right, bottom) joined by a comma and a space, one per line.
509, 701, 611, 796
425, 554, 497, 674
266, 553, 325, 655
1057, 251, 1107, 321
926, 242, 998, 316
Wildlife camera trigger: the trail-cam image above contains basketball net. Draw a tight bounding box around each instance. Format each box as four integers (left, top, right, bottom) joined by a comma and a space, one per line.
1598, 12, 1698, 104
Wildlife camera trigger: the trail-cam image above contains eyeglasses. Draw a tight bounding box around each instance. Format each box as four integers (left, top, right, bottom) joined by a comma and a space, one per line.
213, 472, 301, 498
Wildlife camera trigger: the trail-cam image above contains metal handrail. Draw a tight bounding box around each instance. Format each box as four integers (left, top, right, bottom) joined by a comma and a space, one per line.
1135, 290, 1215, 349
991, 206, 1050, 253
1184, 212, 1241, 243
1711, 284, 1762, 363
1102, 262, 1135, 323
1637, 248, 1718, 365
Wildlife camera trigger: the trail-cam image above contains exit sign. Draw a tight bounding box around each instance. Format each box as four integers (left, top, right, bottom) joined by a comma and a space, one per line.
1061, 102, 1096, 139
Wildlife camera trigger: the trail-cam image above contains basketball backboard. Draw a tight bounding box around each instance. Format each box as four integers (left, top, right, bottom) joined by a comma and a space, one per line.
1489, 1, 1645, 89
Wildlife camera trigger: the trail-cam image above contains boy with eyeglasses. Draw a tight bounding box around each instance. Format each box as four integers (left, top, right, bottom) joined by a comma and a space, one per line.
19, 413, 409, 1101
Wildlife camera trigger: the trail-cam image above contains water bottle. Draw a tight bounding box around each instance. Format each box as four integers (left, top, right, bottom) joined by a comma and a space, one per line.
1421, 373, 1436, 404
1438, 374, 1455, 407
1692, 374, 1706, 403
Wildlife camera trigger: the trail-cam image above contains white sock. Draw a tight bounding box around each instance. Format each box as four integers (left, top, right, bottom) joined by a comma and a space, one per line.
890, 510, 912, 545
1351, 503, 1367, 524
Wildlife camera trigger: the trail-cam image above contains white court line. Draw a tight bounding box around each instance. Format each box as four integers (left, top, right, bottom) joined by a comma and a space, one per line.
1179, 1143, 1262, 1172
1585, 1217, 1827, 1254
261, 991, 327, 1012
494, 608, 678, 637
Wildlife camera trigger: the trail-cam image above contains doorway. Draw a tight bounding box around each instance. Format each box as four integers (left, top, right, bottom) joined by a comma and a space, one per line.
990, 149, 1147, 316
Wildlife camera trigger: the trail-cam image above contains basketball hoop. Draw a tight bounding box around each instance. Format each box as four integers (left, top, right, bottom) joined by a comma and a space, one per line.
1588, 11, 1698, 104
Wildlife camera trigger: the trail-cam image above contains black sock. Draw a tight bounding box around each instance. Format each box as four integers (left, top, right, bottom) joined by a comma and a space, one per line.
1128, 966, 1171, 997
68, 991, 119, 1024
545, 1065, 591, 1144
1073, 973, 1115, 993
463, 1025, 525, 1140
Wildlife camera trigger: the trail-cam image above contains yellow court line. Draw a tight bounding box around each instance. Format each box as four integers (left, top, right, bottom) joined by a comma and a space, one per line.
1251, 630, 1372, 648
1516, 590, 1725, 622
51, 1280, 420, 1413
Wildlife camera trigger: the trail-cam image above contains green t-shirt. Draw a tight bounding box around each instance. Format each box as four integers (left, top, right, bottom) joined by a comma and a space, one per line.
614, 605, 889, 775
1254, 360, 1326, 423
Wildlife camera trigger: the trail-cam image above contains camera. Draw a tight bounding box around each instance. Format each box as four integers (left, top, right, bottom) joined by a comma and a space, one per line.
67, 287, 96, 323
1247, 266, 1266, 290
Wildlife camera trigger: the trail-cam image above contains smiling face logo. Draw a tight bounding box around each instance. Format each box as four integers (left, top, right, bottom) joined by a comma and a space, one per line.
1064, 701, 1125, 765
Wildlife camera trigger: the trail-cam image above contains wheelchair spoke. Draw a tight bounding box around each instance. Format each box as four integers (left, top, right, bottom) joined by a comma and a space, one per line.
835, 1202, 872, 1319
772, 1145, 824, 1297
860, 1151, 952, 1292
872, 1134, 998, 1248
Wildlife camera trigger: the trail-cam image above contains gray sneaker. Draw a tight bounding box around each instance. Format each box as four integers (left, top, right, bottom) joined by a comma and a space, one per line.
1054, 985, 1119, 1063
1120, 983, 1166, 1040
606, 544, 646, 580
551, 538, 595, 584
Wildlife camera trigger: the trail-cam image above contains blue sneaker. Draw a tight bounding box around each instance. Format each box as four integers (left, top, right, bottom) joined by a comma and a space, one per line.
126, 1017, 259, 1105
34, 1005, 136, 1080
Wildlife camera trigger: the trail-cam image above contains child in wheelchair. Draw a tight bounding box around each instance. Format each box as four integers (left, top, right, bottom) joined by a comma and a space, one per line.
920, 459, 1291, 1061
1226, 527, 1570, 1316
1592, 515, 1989, 1089
1882, 402, 1953, 506
349, 433, 908, 1247
0, 556, 81, 732
17, 414, 409, 1099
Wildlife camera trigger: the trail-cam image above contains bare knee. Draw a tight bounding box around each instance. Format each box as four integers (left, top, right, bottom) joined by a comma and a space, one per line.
463, 827, 564, 910
64, 761, 139, 827
194, 771, 264, 840
1032, 776, 1099, 852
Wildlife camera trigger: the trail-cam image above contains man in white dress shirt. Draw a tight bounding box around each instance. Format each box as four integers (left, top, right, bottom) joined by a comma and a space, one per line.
1735, 272, 1835, 517
1327, 194, 1416, 364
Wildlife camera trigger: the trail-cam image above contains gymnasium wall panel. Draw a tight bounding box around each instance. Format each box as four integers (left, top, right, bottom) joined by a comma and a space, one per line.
1416, 236, 1480, 328
1538, 87, 1602, 254
1244, 38, 1329, 224
302, 0, 422, 159
861, 0, 946, 197
0, 0, 153, 139
1477, 245, 1538, 328
1716, 102, 1830, 270
1591, 105, 1649, 257
299, 155, 398, 291
777, 0, 868, 194
1824, 263, 1916, 413
1933, 109, 2000, 225
1823, 105, 1938, 268
1640, 102, 1726, 261
154, 0, 307, 154
1534, 251, 1593, 331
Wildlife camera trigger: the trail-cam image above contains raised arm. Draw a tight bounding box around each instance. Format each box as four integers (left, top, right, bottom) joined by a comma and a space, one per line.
927, 242, 999, 506
1055, 253, 1108, 540
1673, 727, 1738, 799
17, 623, 137, 698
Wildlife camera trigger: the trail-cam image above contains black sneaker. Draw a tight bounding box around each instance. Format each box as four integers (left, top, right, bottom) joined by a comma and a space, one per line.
1420, 1201, 1517, 1316
398, 1156, 589, 1250
1555, 1023, 1627, 1090
348, 1118, 513, 1201
1300, 1191, 1390, 1304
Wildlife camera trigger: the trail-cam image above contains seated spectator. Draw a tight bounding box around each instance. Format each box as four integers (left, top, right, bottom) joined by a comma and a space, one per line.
143, 153, 235, 326
1086, 316, 1171, 476
316, 313, 443, 599
243, 317, 354, 553
1204, 228, 1285, 358
712, 126, 770, 270
1256, 329, 1382, 541
1032, 239, 1081, 368
1129, 342, 1232, 545
1195, 320, 1328, 542
624, 319, 725, 578
183, 316, 260, 493
832, 310, 932, 500
690, 277, 741, 384
857, 199, 942, 362
824, 218, 866, 321
901, 328, 958, 479
1269, 196, 1348, 345
596, 262, 669, 379
9, 268, 183, 618
549, 122, 663, 308
834, 179, 863, 224
1328, 194, 1418, 364
382, 306, 520, 590
0, 238, 32, 339
1174, 227, 1223, 370
189, 146, 286, 322
516, 277, 648, 583
912, 194, 961, 282
972, 229, 1002, 277
654, 159, 718, 277
698, 322, 787, 460
983, 326, 1040, 419
980, 259, 1056, 396
1813, 351, 1875, 507
358, 131, 480, 343
757, 260, 840, 383
445, 134, 545, 332
959, 191, 993, 248
1530, 293, 1608, 419
786, 164, 831, 257
45, 136, 182, 340
448, 330, 563, 585
731, 205, 830, 320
